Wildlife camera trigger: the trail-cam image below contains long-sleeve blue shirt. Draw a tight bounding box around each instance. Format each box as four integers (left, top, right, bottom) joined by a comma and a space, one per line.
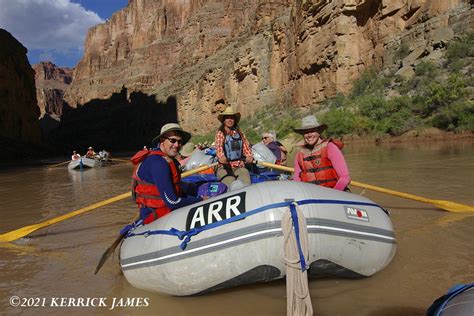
137, 152, 202, 210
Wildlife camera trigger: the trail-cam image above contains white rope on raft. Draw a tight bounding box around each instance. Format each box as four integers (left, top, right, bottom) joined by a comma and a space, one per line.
282, 202, 313, 316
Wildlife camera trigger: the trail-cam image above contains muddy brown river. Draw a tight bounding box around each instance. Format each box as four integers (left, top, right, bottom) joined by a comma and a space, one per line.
0, 141, 473, 315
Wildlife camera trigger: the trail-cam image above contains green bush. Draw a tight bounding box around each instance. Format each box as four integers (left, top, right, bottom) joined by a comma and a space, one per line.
432, 99, 474, 131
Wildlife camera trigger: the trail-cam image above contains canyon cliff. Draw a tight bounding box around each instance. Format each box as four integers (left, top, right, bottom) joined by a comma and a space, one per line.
0, 28, 42, 160
33, 61, 73, 120
63, 0, 472, 137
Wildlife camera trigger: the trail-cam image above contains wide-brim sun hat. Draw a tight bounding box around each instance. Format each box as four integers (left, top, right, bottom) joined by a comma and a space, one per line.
152, 123, 192, 145
218, 106, 241, 124
293, 115, 328, 134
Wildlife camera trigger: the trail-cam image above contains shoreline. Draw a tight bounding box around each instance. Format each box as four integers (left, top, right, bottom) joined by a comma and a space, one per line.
337, 128, 474, 144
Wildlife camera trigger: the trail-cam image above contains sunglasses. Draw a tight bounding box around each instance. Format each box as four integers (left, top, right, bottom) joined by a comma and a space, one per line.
167, 137, 183, 145
262, 136, 269, 140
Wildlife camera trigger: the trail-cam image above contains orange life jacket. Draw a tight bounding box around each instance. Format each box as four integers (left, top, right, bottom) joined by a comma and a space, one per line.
131, 149, 182, 223
296, 139, 344, 188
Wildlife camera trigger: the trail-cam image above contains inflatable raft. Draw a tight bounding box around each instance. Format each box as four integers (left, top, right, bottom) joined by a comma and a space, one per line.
427, 283, 474, 316
67, 157, 96, 170
120, 181, 396, 296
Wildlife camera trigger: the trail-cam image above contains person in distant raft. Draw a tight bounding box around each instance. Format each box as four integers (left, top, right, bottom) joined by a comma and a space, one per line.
85, 146, 96, 159
71, 151, 81, 161
214, 106, 253, 188
293, 115, 350, 191
130, 123, 204, 224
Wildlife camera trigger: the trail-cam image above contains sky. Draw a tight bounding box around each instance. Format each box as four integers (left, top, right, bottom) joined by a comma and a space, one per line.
0, 0, 129, 68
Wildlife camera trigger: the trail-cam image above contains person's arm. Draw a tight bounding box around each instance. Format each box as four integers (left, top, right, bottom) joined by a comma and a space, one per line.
292, 152, 302, 181
327, 142, 350, 190
241, 132, 253, 163
214, 130, 227, 164
148, 156, 202, 209
277, 141, 288, 154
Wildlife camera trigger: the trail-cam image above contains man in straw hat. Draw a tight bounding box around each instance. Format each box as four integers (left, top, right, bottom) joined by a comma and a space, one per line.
130, 123, 204, 224
214, 106, 253, 188
293, 115, 350, 191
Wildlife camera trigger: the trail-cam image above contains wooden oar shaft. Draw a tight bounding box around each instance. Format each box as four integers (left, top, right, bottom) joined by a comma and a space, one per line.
256, 161, 473, 213
350, 181, 431, 203
109, 158, 130, 163
0, 162, 219, 242
49, 160, 71, 168
257, 161, 294, 173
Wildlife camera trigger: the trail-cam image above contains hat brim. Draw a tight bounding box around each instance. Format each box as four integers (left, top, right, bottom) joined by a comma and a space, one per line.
218, 113, 241, 124
152, 128, 192, 146
293, 124, 327, 135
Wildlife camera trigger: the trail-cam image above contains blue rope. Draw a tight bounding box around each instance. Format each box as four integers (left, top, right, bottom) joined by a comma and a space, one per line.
289, 202, 307, 271
125, 198, 382, 269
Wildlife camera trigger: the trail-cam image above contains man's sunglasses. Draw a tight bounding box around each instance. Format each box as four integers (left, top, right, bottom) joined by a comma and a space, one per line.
262, 136, 269, 140
167, 138, 183, 145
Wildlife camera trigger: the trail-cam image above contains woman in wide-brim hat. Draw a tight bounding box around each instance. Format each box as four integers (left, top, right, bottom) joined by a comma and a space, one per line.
214, 106, 253, 188
292, 115, 351, 191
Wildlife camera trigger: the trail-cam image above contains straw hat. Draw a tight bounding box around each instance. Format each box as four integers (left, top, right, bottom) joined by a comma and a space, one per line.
217, 106, 241, 124
152, 123, 192, 145
293, 115, 327, 134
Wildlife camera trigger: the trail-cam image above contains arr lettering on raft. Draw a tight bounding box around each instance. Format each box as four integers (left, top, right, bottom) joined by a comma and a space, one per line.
186, 192, 246, 230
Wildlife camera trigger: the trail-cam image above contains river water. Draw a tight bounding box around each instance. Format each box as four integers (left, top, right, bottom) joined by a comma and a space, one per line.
0, 141, 473, 316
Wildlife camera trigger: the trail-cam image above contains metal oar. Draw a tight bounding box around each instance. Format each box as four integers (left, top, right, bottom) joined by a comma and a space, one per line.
257, 161, 474, 213
0, 163, 218, 243
94, 162, 218, 274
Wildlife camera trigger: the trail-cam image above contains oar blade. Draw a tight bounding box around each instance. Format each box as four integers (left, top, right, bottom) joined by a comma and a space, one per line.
95, 237, 122, 275
434, 200, 474, 213
0, 224, 41, 242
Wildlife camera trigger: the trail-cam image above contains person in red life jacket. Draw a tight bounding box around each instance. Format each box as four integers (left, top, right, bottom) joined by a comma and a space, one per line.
71, 151, 81, 161
292, 115, 351, 191
261, 131, 288, 165
214, 106, 253, 188
85, 146, 97, 159
131, 123, 204, 224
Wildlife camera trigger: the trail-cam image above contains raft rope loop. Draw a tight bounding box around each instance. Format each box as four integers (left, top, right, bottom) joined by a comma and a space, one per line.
282, 202, 313, 316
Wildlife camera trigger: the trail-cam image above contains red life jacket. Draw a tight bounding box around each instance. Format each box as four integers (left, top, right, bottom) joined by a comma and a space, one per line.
131, 149, 182, 224
296, 139, 344, 188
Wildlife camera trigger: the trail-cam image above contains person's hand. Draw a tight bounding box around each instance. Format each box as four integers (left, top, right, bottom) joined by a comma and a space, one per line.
201, 195, 210, 200
245, 156, 254, 164
218, 156, 228, 164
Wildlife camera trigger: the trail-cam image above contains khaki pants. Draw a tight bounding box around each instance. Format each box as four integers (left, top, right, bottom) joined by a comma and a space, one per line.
216, 166, 251, 188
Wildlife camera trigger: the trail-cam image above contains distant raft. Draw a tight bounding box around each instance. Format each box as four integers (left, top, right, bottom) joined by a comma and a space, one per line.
120, 181, 397, 296
67, 157, 96, 170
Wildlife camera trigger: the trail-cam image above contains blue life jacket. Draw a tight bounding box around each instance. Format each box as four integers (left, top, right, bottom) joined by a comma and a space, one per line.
224, 131, 243, 161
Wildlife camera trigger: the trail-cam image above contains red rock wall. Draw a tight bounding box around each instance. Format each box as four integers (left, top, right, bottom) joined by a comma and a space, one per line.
63, 0, 472, 134
33, 61, 73, 119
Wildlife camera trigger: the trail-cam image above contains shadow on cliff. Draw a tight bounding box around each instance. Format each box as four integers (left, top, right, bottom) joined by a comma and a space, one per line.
47, 87, 178, 154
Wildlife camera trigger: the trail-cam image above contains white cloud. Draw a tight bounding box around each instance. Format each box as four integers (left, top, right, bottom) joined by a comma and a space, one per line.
0, 0, 103, 63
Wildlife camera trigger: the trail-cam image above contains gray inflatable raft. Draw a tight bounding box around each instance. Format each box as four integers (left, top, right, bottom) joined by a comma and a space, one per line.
120, 181, 396, 295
